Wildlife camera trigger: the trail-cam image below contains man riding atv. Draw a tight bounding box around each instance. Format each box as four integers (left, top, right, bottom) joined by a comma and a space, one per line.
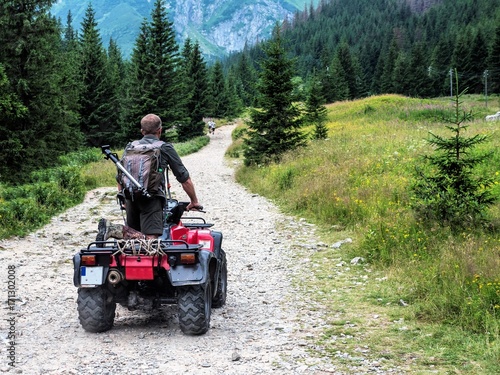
72, 114, 227, 335
97, 113, 203, 241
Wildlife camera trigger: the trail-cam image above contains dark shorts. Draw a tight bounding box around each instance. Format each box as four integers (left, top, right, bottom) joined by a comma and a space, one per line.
125, 196, 164, 235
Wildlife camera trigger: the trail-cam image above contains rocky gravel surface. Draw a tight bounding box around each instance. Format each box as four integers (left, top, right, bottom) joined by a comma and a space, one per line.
0, 125, 407, 374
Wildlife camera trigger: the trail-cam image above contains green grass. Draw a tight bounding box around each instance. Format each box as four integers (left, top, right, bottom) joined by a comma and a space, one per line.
234, 94, 500, 373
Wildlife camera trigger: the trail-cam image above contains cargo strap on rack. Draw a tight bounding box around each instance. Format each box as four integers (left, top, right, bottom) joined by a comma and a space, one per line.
113, 239, 166, 256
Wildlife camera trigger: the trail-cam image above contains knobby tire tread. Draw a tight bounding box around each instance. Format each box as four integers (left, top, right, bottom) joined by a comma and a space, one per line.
178, 283, 211, 335
77, 287, 116, 333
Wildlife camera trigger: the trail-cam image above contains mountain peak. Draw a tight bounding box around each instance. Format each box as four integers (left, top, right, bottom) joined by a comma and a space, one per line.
51, 0, 317, 59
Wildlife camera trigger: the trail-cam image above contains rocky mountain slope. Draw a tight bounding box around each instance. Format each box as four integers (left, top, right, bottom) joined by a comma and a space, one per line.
51, 0, 316, 60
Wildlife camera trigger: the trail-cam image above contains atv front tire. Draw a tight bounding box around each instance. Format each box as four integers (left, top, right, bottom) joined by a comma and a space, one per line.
212, 249, 227, 308
177, 281, 212, 335
77, 287, 116, 333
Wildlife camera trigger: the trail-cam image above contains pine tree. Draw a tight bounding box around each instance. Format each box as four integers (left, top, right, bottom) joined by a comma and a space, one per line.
178, 41, 208, 141
60, 10, 82, 122
380, 38, 399, 93
106, 39, 126, 146
0, 0, 82, 183
224, 67, 244, 119
407, 43, 432, 97
63, 10, 78, 48
392, 52, 411, 95
371, 49, 386, 94
236, 53, 258, 107
148, 0, 185, 123
329, 56, 349, 102
243, 23, 305, 166
452, 28, 488, 94
304, 76, 328, 140
181, 37, 193, 66
0, 64, 27, 121
318, 55, 335, 103
319, 68, 334, 104
336, 42, 358, 99
0, 63, 28, 181
468, 30, 488, 94
123, 20, 151, 141
208, 61, 230, 118
486, 24, 500, 94
124, 0, 185, 139
411, 76, 495, 229
79, 3, 116, 147
429, 37, 454, 97
352, 55, 368, 98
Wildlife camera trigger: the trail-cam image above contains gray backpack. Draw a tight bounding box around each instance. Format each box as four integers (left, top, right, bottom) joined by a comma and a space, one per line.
119, 140, 164, 198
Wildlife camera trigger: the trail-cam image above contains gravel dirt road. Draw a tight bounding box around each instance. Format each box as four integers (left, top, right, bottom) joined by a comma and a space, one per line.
0, 125, 340, 374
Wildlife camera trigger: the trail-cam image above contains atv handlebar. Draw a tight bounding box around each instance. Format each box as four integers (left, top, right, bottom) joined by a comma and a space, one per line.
173, 201, 204, 213
166, 200, 205, 225
188, 203, 205, 212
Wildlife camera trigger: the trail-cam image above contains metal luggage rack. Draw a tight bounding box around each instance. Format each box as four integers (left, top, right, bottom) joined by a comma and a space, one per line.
83, 239, 202, 256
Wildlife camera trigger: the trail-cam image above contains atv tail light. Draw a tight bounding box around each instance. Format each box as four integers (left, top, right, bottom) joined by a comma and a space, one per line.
179, 253, 196, 264
199, 240, 211, 249
81, 255, 97, 266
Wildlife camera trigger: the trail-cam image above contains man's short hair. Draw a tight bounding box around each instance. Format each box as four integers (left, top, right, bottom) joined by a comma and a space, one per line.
141, 114, 162, 134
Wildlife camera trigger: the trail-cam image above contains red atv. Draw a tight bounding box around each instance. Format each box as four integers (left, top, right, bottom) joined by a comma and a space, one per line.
72, 147, 227, 335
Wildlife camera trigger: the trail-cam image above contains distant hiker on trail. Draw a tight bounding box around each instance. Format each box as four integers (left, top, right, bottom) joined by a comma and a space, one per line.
97, 113, 203, 241
208, 120, 216, 135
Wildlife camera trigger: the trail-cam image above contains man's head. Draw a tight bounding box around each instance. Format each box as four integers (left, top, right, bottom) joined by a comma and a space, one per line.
141, 114, 162, 135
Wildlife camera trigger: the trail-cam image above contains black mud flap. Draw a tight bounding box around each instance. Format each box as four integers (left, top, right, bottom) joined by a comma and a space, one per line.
73, 253, 82, 287
211, 231, 223, 259
168, 250, 213, 287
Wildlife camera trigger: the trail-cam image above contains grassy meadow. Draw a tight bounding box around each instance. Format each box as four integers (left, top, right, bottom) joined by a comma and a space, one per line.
233, 94, 500, 373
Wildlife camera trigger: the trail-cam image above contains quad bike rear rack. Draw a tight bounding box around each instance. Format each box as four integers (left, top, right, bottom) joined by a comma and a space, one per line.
82, 239, 202, 255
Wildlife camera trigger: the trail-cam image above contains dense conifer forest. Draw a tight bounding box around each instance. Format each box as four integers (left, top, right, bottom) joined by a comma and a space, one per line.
0, 0, 240, 185
225, 0, 500, 103
1, 0, 499, 184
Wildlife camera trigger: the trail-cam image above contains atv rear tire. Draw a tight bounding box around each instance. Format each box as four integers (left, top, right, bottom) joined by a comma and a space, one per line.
212, 249, 227, 308
77, 287, 116, 333
177, 281, 211, 335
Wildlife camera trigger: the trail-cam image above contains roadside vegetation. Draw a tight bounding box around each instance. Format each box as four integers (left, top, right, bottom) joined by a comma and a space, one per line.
233, 93, 500, 374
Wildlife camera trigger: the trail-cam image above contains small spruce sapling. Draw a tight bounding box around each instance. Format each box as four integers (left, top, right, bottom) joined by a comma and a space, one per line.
411, 71, 496, 229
